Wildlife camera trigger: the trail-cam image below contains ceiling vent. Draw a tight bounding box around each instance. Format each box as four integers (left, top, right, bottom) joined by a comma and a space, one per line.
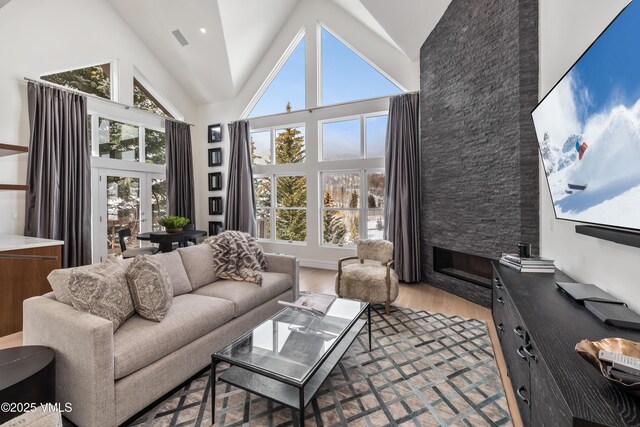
172, 29, 189, 47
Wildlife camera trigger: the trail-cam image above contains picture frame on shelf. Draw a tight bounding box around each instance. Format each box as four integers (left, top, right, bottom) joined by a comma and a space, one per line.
208, 221, 224, 236
209, 197, 223, 215
208, 172, 222, 191
208, 147, 222, 166
208, 123, 222, 143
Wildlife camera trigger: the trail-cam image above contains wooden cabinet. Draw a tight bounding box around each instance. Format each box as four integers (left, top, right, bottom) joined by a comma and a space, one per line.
0, 242, 62, 336
492, 262, 640, 426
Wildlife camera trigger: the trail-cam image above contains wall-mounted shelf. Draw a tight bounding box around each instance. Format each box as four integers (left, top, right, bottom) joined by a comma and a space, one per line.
0, 143, 28, 157
0, 184, 29, 191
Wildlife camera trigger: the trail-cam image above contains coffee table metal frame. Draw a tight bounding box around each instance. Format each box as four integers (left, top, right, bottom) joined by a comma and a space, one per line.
211, 303, 371, 426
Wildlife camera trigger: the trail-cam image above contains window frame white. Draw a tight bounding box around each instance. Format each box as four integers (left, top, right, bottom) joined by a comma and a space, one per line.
253, 172, 308, 245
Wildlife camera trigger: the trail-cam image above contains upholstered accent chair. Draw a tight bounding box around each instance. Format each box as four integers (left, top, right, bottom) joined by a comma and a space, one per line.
335, 239, 399, 315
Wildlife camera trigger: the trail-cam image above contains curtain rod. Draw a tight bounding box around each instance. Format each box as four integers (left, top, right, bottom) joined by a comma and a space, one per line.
23, 77, 194, 127
246, 90, 420, 122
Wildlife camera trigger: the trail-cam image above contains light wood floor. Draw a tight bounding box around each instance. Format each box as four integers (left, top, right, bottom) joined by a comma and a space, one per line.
0, 267, 521, 426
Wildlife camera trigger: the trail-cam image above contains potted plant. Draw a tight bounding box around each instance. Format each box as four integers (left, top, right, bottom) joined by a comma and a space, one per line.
158, 216, 190, 233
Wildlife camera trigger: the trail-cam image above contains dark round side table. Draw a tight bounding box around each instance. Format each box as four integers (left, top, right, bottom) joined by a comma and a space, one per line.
0, 346, 55, 424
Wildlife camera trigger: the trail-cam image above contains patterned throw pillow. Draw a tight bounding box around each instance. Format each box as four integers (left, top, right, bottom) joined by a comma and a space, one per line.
68, 260, 135, 331
126, 255, 173, 321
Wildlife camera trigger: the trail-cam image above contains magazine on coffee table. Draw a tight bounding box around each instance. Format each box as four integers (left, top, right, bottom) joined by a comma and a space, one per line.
278, 293, 337, 316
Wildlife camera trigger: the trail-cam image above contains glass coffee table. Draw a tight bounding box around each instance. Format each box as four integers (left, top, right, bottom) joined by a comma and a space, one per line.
211, 296, 370, 426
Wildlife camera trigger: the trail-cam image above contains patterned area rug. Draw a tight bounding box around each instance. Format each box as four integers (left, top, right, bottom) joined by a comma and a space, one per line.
131, 306, 512, 426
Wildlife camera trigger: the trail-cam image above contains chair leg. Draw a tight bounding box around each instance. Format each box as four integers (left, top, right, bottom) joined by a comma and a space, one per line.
385, 300, 390, 316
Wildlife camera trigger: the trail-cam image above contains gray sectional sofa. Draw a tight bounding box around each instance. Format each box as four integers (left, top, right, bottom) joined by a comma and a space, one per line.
22, 243, 298, 427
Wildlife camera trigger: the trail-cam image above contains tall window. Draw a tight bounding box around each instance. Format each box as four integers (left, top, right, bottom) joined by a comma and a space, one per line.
320, 27, 402, 105
134, 78, 174, 118
246, 24, 403, 249
94, 117, 166, 165
252, 122, 307, 242
248, 34, 306, 118
254, 175, 307, 242
42, 63, 111, 99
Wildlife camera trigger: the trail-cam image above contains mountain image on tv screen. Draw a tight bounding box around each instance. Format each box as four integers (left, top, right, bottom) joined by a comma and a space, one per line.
532, 1, 640, 231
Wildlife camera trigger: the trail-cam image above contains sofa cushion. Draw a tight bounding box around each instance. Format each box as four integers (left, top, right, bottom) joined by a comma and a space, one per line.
177, 244, 217, 290
113, 294, 234, 379
192, 272, 292, 316
126, 255, 173, 321
68, 260, 135, 332
151, 252, 192, 296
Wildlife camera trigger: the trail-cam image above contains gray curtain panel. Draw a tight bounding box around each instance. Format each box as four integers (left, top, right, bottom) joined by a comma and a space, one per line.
224, 121, 257, 236
24, 82, 91, 268
384, 92, 421, 282
166, 120, 195, 222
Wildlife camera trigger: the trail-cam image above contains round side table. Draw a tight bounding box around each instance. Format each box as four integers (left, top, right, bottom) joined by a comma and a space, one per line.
0, 346, 55, 424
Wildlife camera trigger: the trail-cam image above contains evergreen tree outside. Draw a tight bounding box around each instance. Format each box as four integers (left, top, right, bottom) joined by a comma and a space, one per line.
349, 191, 359, 208
368, 194, 377, 208
273, 103, 307, 241
349, 215, 359, 244
323, 192, 347, 245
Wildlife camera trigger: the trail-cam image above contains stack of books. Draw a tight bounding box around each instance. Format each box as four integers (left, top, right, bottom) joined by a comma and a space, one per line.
499, 253, 555, 273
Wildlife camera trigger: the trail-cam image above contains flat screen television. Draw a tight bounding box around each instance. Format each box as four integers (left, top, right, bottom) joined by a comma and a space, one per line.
532, 1, 640, 231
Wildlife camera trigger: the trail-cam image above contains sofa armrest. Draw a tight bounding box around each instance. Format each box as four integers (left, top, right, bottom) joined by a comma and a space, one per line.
265, 253, 299, 298
23, 296, 116, 427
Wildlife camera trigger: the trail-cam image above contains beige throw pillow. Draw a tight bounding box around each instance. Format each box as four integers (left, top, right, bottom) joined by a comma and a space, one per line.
126, 255, 173, 321
48, 260, 118, 305
68, 260, 134, 331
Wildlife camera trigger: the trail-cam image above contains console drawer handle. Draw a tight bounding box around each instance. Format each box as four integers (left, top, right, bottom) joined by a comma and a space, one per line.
513, 326, 525, 339
494, 279, 503, 289
496, 297, 504, 304
517, 346, 528, 361
497, 323, 504, 331
523, 343, 537, 362
516, 386, 530, 405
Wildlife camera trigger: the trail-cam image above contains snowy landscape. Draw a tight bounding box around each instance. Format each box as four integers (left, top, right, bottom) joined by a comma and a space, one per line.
532, 3, 640, 230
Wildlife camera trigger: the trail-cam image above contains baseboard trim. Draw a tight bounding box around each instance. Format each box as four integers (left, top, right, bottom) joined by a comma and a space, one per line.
299, 259, 337, 270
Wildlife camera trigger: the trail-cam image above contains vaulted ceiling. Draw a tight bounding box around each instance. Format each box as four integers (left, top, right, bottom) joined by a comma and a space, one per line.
106, 0, 451, 105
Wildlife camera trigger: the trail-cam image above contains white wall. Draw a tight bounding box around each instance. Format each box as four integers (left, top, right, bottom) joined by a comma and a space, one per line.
196, 0, 419, 268
0, 0, 196, 235
538, 0, 640, 310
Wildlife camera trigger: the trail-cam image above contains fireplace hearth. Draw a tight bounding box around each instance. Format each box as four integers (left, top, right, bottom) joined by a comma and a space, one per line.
433, 247, 492, 288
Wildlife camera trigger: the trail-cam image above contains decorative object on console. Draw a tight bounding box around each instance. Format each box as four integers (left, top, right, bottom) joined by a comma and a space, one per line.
208, 123, 222, 143
499, 253, 555, 273
208, 147, 222, 167
576, 337, 640, 397
209, 197, 223, 215
158, 215, 190, 233
336, 239, 399, 315
208, 172, 222, 191
126, 255, 173, 321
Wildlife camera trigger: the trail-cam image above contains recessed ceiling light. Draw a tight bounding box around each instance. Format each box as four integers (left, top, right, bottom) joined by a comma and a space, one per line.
200, 27, 207, 34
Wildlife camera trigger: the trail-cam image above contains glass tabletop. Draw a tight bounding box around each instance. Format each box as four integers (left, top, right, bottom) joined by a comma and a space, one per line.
214, 295, 368, 385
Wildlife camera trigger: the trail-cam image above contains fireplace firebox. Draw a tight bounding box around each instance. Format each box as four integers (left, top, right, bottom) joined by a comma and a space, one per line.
433, 247, 492, 288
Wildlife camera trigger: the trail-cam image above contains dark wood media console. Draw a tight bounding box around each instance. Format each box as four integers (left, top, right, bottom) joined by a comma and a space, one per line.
492, 261, 640, 426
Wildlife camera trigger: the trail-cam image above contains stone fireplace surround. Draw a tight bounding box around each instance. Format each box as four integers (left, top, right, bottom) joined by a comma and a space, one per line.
418, 0, 539, 307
